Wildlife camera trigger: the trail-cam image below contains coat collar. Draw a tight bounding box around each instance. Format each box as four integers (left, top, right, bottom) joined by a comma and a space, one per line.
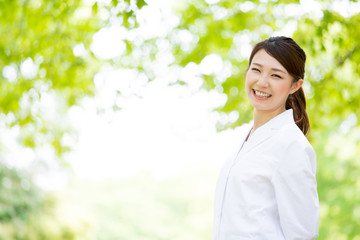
242, 109, 295, 153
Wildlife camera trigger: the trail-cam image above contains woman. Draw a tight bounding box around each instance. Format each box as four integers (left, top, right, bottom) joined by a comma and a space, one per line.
213, 36, 319, 240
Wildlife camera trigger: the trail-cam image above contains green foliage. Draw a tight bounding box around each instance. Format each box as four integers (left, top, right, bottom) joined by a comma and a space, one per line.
0, 0, 101, 156
294, 10, 360, 132
0, 0, 146, 238
0, 165, 90, 240
0, 0, 147, 156
0, 166, 42, 223
314, 126, 360, 239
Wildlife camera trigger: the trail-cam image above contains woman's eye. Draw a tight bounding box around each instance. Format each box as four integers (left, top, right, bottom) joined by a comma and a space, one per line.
272, 74, 282, 79
251, 68, 260, 72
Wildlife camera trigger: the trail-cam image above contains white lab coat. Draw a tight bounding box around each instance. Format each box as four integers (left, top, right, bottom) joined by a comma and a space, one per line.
213, 109, 319, 240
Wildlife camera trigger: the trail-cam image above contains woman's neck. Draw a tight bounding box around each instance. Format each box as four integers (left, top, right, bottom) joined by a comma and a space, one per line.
247, 108, 286, 140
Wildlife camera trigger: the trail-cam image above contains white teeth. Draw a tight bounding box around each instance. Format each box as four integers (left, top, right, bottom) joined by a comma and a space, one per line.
254, 90, 271, 98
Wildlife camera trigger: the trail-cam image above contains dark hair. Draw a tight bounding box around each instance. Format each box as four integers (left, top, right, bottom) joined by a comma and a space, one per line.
248, 36, 310, 136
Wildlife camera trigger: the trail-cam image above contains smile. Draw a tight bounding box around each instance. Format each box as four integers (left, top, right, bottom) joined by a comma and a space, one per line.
253, 89, 272, 99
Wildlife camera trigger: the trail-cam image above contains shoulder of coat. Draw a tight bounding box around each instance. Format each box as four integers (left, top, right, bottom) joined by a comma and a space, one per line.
275, 122, 310, 148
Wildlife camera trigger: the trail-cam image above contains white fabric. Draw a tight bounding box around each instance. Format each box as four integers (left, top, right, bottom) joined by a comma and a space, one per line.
213, 109, 319, 240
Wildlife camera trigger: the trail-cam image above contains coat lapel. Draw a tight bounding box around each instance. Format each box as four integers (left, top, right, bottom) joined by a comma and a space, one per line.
232, 123, 253, 160
242, 109, 295, 154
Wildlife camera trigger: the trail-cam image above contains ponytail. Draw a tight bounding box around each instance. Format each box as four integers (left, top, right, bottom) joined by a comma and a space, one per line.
285, 87, 310, 136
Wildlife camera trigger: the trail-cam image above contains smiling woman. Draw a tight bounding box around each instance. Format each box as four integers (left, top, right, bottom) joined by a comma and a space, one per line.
213, 36, 319, 240
245, 48, 304, 137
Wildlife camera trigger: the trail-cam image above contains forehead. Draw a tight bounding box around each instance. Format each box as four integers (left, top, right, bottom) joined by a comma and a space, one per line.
251, 49, 287, 72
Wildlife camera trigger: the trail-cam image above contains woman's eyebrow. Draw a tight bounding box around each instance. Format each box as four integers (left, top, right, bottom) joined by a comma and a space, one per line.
252, 62, 287, 74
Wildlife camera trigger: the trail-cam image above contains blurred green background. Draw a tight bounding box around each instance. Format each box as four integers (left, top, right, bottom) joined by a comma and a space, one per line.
1, 0, 360, 239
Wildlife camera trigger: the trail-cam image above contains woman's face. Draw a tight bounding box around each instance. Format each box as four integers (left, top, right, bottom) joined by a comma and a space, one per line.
245, 49, 302, 115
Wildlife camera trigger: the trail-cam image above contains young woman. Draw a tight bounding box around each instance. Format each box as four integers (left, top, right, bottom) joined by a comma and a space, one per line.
213, 36, 319, 240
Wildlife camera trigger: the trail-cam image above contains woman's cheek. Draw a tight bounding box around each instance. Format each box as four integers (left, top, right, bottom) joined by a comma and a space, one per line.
276, 81, 292, 94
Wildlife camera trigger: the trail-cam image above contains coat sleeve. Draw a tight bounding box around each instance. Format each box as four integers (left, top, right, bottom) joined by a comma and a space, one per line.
271, 141, 319, 240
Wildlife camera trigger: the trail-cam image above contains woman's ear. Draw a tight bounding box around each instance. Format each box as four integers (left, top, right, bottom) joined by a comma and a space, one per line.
290, 79, 303, 94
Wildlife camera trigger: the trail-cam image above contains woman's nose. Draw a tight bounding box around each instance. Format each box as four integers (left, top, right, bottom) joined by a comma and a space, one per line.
257, 74, 269, 87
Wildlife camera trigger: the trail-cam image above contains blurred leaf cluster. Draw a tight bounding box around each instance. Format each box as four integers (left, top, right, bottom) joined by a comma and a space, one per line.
0, 0, 100, 155
0, 165, 90, 240
0, 0, 146, 238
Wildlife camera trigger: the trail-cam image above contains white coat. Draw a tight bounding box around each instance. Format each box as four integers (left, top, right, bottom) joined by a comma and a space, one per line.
213, 109, 319, 240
